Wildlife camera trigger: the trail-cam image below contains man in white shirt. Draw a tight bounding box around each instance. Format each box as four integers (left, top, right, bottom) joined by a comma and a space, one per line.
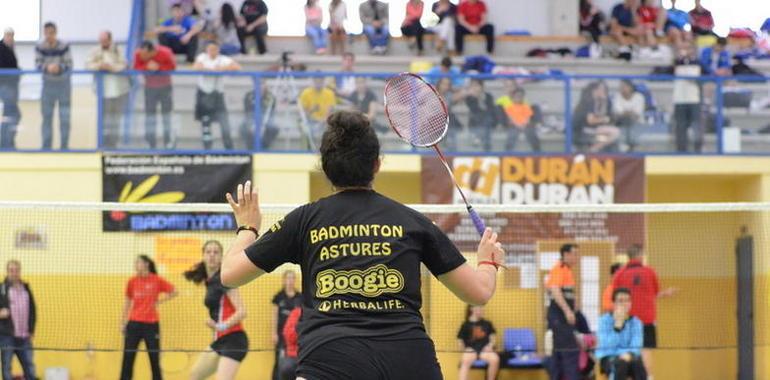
193, 41, 241, 150
612, 80, 646, 152
672, 46, 703, 153
86, 30, 130, 149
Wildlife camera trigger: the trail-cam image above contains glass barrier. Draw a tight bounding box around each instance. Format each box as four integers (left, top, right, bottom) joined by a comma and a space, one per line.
0, 69, 767, 155
0, 71, 98, 150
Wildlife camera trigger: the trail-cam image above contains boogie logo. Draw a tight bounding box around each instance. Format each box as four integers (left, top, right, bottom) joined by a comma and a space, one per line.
316, 264, 404, 298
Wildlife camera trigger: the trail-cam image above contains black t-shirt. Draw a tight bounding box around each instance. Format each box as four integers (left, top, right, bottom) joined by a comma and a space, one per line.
457, 319, 496, 352
349, 90, 376, 114
245, 190, 466, 360
240, 0, 268, 24
272, 290, 302, 340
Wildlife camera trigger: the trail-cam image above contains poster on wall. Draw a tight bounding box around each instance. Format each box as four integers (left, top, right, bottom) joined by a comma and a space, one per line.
102, 155, 252, 232
421, 155, 645, 263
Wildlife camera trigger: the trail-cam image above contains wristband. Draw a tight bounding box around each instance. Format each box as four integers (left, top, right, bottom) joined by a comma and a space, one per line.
215, 323, 228, 332
478, 260, 500, 271
236, 225, 259, 237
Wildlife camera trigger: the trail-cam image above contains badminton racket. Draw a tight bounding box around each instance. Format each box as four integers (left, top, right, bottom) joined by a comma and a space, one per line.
384, 72, 487, 237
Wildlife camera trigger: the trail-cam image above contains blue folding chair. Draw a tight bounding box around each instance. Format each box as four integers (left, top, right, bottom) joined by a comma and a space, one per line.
503, 328, 544, 368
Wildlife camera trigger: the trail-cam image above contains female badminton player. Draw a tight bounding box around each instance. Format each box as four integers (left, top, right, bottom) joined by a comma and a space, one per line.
120, 255, 177, 380
185, 240, 249, 380
222, 110, 504, 380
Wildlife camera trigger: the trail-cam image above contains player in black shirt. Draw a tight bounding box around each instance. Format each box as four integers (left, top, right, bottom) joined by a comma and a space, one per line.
457, 305, 499, 380
271, 270, 302, 380
221, 110, 504, 380
184, 241, 248, 380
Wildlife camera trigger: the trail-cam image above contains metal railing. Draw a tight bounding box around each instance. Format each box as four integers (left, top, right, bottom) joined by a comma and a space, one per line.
0, 69, 767, 155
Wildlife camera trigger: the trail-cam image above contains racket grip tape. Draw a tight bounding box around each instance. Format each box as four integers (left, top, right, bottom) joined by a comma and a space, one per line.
467, 206, 487, 237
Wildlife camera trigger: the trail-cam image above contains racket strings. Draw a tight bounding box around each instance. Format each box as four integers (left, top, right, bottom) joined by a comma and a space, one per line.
384, 75, 448, 147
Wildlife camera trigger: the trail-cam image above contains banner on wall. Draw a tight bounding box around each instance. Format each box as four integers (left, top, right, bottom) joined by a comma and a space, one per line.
102, 155, 252, 232
421, 155, 645, 263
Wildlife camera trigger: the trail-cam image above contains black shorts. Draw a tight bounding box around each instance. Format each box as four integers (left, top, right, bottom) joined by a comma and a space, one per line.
211, 331, 249, 362
643, 324, 657, 348
297, 337, 443, 380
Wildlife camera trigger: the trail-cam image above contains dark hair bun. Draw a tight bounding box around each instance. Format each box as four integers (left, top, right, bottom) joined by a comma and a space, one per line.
320, 111, 380, 188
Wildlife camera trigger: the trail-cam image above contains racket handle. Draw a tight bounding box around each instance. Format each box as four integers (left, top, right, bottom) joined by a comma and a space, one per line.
467, 206, 487, 237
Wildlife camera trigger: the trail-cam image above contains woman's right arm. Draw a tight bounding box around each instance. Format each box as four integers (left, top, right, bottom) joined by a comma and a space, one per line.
438, 229, 503, 306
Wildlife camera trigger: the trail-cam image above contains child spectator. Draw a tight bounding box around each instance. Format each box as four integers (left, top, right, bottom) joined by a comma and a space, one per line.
360, 0, 390, 55
305, 0, 328, 55
334, 52, 357, 99
636, 0, 661, 47
426, 56, 463, 87
238, 0, 269, 55
156, 4, 203, 63
601, 263, 623, 313
495, 82, 542, 152
457, 305, 500, 380
700, 37, 731, 76
596, 288, 647, 380
431, 0, 457, 53
689, 0, 716, 36
329, 0, 347, 55
455, 0, 494, 55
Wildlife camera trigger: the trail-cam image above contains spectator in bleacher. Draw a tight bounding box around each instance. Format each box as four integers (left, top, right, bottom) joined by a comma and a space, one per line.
496, 82, 542, 152
636, 0, 662, 47
348, 77, 377, 124
305, 0, 328, 55
300, 75, 337, 139
457, 305, 499, 380
329, 0, 347, 55
426, 56, 463, 87
663, 0, 692, 48
572, 81, 620, 152
206, 2, 242, 56
401, 0, 426, 55
360, 0, 390, 55
168, 0, 205, 16
463, 79, 496, 151
0, 28, 19, 150
193, 41, 240, 150
547, 243, 580, 380
612, 245, 677, 379
689, 0, 716, 36
612, 79, 645, 152
580, 0, 606, 44
432, 0, 457, 53
36, 21, 72, 150
334, 52, 357, 99
672, 45, 703, 152
455, 0, 495, 55
601, 263, 623, 313
0, 260, 37, 380
86, 30, 130, 149
134, 41, 177, 149
436, 77, 464, 150
238, 0, 269, 55
596, 288, 647, 380
700, 37, 731, 76
156, 4, 204, 63
609, 0, 641, 47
